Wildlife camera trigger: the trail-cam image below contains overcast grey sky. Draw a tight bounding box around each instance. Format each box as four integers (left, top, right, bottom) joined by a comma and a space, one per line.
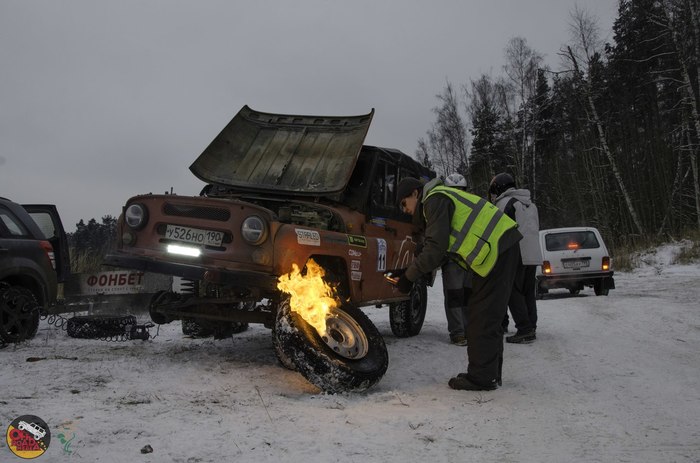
1, 0, 617, 231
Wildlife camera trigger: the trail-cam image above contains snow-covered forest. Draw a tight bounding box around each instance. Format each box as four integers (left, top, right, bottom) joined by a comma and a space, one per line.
418, 0, 700, 244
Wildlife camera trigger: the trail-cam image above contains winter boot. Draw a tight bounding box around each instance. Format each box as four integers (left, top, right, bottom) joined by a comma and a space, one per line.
450, 373, 498, 391
506, 329, 536, 344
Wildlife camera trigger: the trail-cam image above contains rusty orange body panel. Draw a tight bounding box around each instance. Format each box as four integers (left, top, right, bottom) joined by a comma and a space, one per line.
105, 106, 435, 328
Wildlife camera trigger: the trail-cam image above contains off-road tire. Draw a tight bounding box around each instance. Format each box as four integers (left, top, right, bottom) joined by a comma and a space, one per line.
149, 290, 178, 325
272, 322, 297, 371
274, 298, 388, 393
181, 318, 249, 338
0, 284, 41, 343
181, 318, 212, 337
389, 279, 428, 337
594, 280, 610, 296
66, 315, 138, 339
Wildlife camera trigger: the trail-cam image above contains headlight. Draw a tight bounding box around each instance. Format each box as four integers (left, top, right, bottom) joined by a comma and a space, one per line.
241, 215, 267, 245
125, 203, 148, 230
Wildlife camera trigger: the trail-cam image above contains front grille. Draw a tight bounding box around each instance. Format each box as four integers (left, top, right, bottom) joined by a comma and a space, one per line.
164, 203, 231, 221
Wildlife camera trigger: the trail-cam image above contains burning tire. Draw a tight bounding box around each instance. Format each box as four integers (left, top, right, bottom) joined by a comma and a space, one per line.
389, 278, 427, 337
274, 298, 388, 393
0, 284, 40, 343
272, 323, 297, 371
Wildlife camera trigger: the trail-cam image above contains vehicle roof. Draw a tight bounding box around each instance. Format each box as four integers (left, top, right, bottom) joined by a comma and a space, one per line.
190, 105, 374, 195
540, 227, 603, 234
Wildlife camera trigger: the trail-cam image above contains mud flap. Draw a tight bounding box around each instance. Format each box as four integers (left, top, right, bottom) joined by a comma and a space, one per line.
604, 276, 615, 289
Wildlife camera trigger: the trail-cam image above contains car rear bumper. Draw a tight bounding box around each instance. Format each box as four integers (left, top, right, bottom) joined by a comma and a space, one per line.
104, 253, 279, 293
537, 271, 615, 289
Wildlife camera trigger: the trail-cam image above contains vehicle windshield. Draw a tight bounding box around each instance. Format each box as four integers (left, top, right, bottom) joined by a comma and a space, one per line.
545, 231, 600, 251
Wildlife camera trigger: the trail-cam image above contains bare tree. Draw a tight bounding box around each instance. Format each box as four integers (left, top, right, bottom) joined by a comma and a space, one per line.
419, 80, 470, 182
565, 5, 645, 236
655, 0, 700, 228
503, 37, 543, 187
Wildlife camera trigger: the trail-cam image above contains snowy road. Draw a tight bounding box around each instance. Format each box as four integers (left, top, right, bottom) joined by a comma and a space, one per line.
2, 253, 699, 462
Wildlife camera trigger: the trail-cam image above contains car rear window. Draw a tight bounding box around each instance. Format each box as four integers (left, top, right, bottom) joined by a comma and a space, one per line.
545, 231, 600, 251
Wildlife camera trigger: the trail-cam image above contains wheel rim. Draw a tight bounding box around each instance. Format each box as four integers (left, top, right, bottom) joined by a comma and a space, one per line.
319, 308, 369, 360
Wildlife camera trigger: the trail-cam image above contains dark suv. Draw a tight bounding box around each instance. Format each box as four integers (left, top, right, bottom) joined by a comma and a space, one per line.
0, 197, 69, 343
106, 105, 435, 392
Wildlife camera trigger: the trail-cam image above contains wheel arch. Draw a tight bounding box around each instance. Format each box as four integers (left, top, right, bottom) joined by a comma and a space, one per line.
307, 254, 351, 301
0, 274, 47, 307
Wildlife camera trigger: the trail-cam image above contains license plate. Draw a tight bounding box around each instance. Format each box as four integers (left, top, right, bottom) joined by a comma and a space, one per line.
165, 225, 223, 247
563, 259, 589, 269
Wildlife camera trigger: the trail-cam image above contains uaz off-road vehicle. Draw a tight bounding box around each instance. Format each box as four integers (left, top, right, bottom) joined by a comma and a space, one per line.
106, 105, 434, 392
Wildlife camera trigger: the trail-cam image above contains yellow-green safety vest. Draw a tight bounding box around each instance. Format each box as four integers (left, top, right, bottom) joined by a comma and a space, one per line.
424, 185, 518, 277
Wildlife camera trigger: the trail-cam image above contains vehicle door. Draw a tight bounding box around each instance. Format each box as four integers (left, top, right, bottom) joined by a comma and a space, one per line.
364, 155, 427, 298
0, 204, 38, 276
23, 205, 71, 282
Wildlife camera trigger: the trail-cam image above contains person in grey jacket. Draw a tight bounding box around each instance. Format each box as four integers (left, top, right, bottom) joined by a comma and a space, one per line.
441, 173, 472, 346
489, 173, 542, 344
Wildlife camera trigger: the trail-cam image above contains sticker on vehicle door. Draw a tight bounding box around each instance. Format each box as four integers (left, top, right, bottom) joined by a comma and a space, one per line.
377, 238, 387, 272
347, 235, 367, 247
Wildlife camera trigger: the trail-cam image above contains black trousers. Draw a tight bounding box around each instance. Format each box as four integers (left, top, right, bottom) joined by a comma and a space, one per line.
442, 260, 472, 338
465, 244, 520, 385
508, 260, 538, 332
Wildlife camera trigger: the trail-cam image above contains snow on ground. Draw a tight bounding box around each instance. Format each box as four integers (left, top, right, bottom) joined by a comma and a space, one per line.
2, 246, 699, 463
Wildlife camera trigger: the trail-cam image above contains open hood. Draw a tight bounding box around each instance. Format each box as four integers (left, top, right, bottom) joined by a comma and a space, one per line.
190, 105, 374, 195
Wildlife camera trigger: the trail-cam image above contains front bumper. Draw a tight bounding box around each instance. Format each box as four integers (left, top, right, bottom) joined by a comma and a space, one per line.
104, 253, 279, 293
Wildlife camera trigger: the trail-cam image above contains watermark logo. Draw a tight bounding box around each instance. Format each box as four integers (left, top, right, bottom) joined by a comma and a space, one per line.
55, 420, 81, 457
6, 415, 51, 459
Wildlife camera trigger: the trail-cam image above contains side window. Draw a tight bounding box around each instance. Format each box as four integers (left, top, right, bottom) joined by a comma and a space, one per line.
0, 206, 30, 237
343, 155, 372, 210
28, 212, 56, 239
371, 160, 398, 209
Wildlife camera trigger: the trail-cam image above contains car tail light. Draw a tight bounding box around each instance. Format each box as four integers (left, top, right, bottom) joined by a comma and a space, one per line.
40, 240, 56, 269
542, 260, 552, 274
602, 256, 610, 271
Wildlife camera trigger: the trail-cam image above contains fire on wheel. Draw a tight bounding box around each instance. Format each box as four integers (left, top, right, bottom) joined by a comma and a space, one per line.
274, 260, 388, 393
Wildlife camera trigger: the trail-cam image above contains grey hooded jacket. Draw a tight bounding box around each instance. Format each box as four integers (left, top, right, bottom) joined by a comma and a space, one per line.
494, 188, 542, 265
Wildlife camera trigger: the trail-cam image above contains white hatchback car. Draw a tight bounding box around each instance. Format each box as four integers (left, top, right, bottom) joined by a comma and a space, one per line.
536, 227, 615, 297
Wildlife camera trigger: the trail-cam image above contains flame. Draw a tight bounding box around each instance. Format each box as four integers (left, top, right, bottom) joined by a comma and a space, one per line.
277, 259, 340, 335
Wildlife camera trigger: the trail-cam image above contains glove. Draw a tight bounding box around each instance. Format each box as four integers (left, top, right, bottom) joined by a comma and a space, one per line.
387, 268, 406, 278
396, 274, 413, 294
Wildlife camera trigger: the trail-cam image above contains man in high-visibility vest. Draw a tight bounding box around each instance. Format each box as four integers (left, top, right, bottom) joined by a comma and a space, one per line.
393, 176, 522, 391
